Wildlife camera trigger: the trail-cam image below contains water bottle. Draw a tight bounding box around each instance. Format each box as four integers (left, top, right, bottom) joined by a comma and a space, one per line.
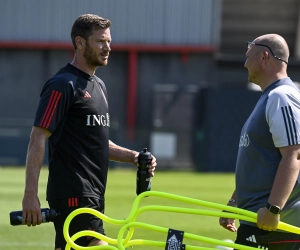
136, 148, 152, 195
10, 208, 58, 226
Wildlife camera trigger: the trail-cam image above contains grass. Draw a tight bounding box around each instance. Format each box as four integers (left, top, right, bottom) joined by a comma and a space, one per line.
0, 166, 237, 249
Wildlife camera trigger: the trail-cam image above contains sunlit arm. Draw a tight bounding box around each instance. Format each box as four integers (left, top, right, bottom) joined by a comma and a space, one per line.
108, 140, 138, 165
257, 144, 300, 231
269, 144, 300, 207
22, 126, 51, 226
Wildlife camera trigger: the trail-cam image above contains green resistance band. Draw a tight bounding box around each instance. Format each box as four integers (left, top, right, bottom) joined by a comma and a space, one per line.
63, 191, 300, 250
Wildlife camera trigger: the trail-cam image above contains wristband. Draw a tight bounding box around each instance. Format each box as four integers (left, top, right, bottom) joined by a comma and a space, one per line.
228, 198, 236, 203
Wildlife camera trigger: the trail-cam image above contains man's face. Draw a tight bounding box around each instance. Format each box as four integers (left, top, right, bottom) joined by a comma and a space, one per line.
244, 42, 261, 84
83, 28, 111, 67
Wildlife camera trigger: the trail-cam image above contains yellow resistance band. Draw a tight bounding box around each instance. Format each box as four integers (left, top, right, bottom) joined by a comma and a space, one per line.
63, 191, 300, 250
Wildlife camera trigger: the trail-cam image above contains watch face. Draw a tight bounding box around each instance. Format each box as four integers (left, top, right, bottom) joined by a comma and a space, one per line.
270, 205, 281, 214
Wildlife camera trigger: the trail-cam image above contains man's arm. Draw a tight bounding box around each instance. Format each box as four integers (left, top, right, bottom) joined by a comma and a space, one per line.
22, 126, 51, 226
109, 140, 138, 164
219, 189, 237, 232
257, 144, 300, 231
109, 140, 157, 176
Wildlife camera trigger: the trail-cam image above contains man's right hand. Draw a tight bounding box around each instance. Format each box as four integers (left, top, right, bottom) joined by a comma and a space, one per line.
22, 126, 50, 227
22, 194, 42, 226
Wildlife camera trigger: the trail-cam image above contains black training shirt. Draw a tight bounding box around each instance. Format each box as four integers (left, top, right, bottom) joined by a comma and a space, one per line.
34, 63, 109, 200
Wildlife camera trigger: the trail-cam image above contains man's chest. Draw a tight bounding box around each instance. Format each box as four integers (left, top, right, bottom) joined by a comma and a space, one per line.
71, 81, 109, 115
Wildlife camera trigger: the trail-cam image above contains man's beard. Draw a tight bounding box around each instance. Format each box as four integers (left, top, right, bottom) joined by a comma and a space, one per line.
83, 42, 106, 67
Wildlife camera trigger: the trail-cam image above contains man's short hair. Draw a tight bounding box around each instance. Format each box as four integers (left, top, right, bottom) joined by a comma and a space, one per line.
71, 14, 111, 49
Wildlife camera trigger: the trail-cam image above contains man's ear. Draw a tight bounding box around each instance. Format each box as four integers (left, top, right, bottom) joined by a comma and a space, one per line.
75, 36, 85, 50
262, 51, 270, 64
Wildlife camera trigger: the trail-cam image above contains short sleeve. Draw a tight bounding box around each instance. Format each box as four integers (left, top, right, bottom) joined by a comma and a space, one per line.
34, 77, 74, 133
266, 85, 300, 147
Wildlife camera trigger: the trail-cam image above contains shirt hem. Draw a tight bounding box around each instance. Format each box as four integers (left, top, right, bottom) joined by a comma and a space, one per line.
46, 193, 105, 201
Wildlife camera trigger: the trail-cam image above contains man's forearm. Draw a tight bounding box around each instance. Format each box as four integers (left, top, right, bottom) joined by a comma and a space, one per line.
108, 140, 138, 164
24, 133, 47, 195
268, 156, 300, 208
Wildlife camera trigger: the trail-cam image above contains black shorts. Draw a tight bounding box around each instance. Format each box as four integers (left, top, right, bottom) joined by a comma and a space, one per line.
235, 224, 300, 250
48, 197, 105, 250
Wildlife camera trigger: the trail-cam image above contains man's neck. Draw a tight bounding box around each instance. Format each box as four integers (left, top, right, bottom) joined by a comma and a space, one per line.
259, 72, 288, 92
71, 57, 97, 76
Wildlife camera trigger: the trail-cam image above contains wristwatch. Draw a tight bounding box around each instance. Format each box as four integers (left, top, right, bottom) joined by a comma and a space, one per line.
266, 202, 281, 215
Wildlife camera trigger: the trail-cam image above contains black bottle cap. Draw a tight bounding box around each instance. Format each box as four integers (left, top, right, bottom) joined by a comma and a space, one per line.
138, 148, 152, 160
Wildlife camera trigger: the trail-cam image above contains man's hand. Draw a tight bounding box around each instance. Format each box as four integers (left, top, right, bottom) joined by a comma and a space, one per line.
219, 201, 237, 232
219, 215, 237, 232
134, 153, 157, 177
22, 194, 42, 226
257, 207, 279, 231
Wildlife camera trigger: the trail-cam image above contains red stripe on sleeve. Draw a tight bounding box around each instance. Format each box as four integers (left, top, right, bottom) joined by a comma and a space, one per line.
45, 92, 62, 129
71, 198, 74, 207
40, 90, 57, 127
75, 198, 78, 207
40, 90, 62, 128
68, 198, 71, 207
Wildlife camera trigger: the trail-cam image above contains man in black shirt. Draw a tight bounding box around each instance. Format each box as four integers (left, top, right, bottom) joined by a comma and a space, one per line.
21, 14, 157, 250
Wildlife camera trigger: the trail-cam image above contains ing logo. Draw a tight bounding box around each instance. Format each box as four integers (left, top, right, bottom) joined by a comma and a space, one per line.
239, 133, 250, 147
86, 113, 110, 127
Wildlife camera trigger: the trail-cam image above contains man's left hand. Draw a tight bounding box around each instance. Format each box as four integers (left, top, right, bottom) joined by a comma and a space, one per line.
134, 153, 157, 177
257, 207, 280, 231
148, 155, 157, 177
